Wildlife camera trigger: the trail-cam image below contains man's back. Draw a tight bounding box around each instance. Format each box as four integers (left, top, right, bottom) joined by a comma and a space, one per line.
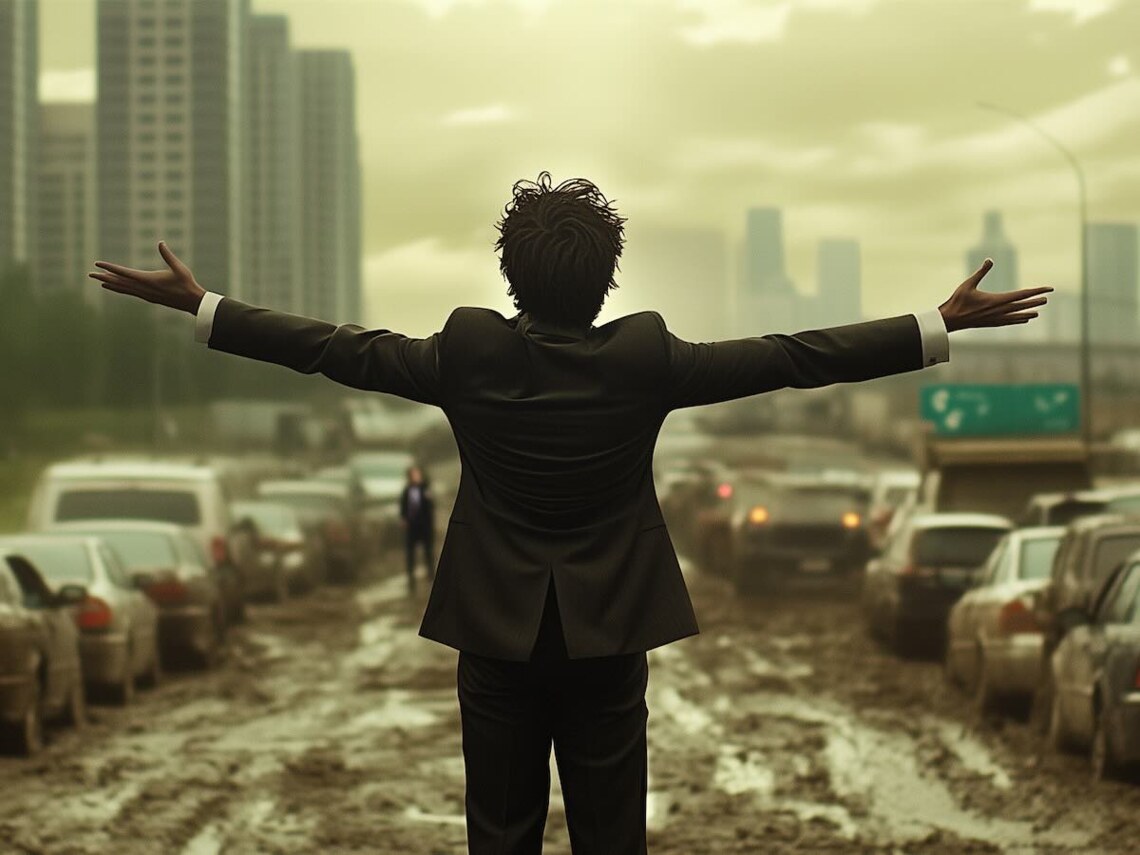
203, 296, 926, 659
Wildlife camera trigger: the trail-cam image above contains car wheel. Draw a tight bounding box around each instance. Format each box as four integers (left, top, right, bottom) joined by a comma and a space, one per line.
1092, 704, 1126, 782
17, 681, 45, 756
1048, 689, 1078, 753
63, 678, 87, 730
972, 649, 998, 716
942, 643, 961, 687
139, 647, 163, 690
113, 655, 136, 706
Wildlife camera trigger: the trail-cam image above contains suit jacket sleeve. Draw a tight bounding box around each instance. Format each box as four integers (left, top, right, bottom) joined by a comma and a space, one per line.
654, 311, 925, 410
207, 297, 445, 406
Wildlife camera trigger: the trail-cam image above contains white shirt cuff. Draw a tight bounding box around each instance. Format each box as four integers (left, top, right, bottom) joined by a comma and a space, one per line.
194, 291, 223, 344
913, 308, 949, 367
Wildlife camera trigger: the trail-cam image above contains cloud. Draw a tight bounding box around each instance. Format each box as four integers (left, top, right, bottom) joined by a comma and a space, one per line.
669, 136, 838, 173
440, 103, 516, 126
675, 0, 879, 47
1028, 0, 1119, 25
39, 69, 95, 103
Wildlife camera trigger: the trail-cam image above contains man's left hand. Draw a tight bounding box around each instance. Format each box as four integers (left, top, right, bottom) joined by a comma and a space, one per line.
89, 241, 207, 314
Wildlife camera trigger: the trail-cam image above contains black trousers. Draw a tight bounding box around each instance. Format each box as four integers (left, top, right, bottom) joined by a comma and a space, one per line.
405, 524, 434, 587
457, 581, 649, 855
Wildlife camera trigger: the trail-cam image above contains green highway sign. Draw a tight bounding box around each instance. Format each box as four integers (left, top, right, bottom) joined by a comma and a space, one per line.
920, 383, 1080, 437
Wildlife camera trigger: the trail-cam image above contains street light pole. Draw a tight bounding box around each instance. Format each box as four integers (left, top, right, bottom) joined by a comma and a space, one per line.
976, 101, 1092, 446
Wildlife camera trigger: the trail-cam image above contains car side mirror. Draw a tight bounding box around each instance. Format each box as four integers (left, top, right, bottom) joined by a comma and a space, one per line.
54, 584, 88, 607
1055, 605, 1092, 636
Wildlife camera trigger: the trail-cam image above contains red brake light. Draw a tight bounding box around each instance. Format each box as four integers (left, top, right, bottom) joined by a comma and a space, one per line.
716, 483, 733, 500
76, 596, 113, 631
210, 535, 229, 566
998, 598, 1040, 635
1133, 661, 1140, 690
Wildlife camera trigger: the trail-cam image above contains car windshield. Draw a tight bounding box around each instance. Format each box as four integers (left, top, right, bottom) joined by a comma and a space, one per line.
1019, 536, 1061, 580
1107, 495, 1140, 514
1092, 535, 1140, 586
914, 526, 1007, 568
55, 488, 201, 525
57, 530, 177, 569
232, 503, 294, 535
1045, 499, 1108, 526
260, 492, 345, 516
744, 484, 866, 520
1, 540, 94, 584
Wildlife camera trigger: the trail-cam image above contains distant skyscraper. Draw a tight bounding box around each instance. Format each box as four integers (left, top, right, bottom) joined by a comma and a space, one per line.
816, 238, 862, 326
36, 102, 96, 300
964, 210, 1022, 342
1087, 222, 1139, 345
246, 15, 301, 313
738, 207, 796, 335
296, 49, 362, 323
0, 0, 38, 273
96, 0, 248, 300
1045, 290, 1081, 343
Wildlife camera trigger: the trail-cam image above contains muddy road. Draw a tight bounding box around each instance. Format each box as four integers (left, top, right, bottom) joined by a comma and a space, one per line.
2, 560, 1140, 854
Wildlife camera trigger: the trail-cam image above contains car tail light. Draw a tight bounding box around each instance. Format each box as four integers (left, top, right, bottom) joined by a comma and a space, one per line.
1133, 660, 1140, 690
716, 482, 733, 500
210, 535, 230, 566
146, 577, 189, 606
899, 563, 934, 578
76, 596, 113, 631
841, 512, 861, 529
998, 598, 1040, 635
748, 506, 770, 525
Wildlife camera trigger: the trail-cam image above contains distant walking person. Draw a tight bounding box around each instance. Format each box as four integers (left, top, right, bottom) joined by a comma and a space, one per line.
400, 465, 435, 594
91, 171, 1051, 854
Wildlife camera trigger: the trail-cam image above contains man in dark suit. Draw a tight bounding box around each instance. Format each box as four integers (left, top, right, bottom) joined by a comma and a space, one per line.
399, 464, 436, 595
91, 171, 1051, 854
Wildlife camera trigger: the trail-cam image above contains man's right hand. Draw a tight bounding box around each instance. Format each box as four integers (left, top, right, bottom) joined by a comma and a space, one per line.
89, 241, 207, 315
938, 258, 1052, 332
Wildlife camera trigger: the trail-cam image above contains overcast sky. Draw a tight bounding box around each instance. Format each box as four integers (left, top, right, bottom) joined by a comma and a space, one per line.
39, 0, 1140, 335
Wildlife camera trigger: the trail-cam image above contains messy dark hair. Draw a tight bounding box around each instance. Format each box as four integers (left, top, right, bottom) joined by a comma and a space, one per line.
494, 171, 627, 326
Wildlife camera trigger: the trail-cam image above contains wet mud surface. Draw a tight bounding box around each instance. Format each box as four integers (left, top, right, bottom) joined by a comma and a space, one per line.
2, 559, 1140, 854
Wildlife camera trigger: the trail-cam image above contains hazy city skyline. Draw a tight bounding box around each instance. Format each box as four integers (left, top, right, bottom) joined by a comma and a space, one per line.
31, 0, 1140, 335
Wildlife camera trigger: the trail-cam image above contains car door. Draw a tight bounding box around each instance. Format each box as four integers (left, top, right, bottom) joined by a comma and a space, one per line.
1065, 564, 1140, 740
954, 537, 1008, 680
98, 543, 153, 674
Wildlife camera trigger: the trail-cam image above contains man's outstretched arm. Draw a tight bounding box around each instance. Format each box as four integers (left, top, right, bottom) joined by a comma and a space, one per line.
659, 258, 1051, 410
91, 242, 444, 406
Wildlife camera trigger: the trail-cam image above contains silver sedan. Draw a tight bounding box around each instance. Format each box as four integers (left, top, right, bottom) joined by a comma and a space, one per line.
945, 526, 1065, 714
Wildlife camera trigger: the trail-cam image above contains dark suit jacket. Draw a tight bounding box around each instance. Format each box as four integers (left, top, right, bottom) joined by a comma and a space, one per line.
399, 483, 435, 532
206, 299, 925, 660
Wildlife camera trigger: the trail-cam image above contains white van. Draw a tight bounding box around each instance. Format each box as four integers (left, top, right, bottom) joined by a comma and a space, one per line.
26, 457, 258, 621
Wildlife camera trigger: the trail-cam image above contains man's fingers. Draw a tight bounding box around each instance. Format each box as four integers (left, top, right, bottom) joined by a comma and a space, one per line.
963, 258, 994, 290
157, 240, 189, 276
996, 285, 1054, 304
94, 260, 151, 280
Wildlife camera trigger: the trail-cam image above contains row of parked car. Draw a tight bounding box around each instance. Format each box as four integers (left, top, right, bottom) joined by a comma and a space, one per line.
656, 438, 1140, 782
0, 448, 422, 756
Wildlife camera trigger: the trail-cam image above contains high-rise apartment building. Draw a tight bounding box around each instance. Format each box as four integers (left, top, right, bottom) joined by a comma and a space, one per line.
296, 49, 361, 323
0, 0, 38, 273
738, 207, 796, 335
1087, 222, 1139, 345
36, 102, 96, 300
245, 14, 301, 312
96, 0, 248, 300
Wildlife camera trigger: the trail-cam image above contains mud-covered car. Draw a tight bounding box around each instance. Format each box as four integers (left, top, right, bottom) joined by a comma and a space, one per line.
1016, 491, 1110, 528
0, 535, 161, 705
945, 526, 1064, 713
717, 472, 873, 593
0, 551, 88, 755
256, 480, 363, 582
231, 500, 322, 596
47, 521, 226, 667
862, 512, 1012, 654
1049, 554, 1140, 779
